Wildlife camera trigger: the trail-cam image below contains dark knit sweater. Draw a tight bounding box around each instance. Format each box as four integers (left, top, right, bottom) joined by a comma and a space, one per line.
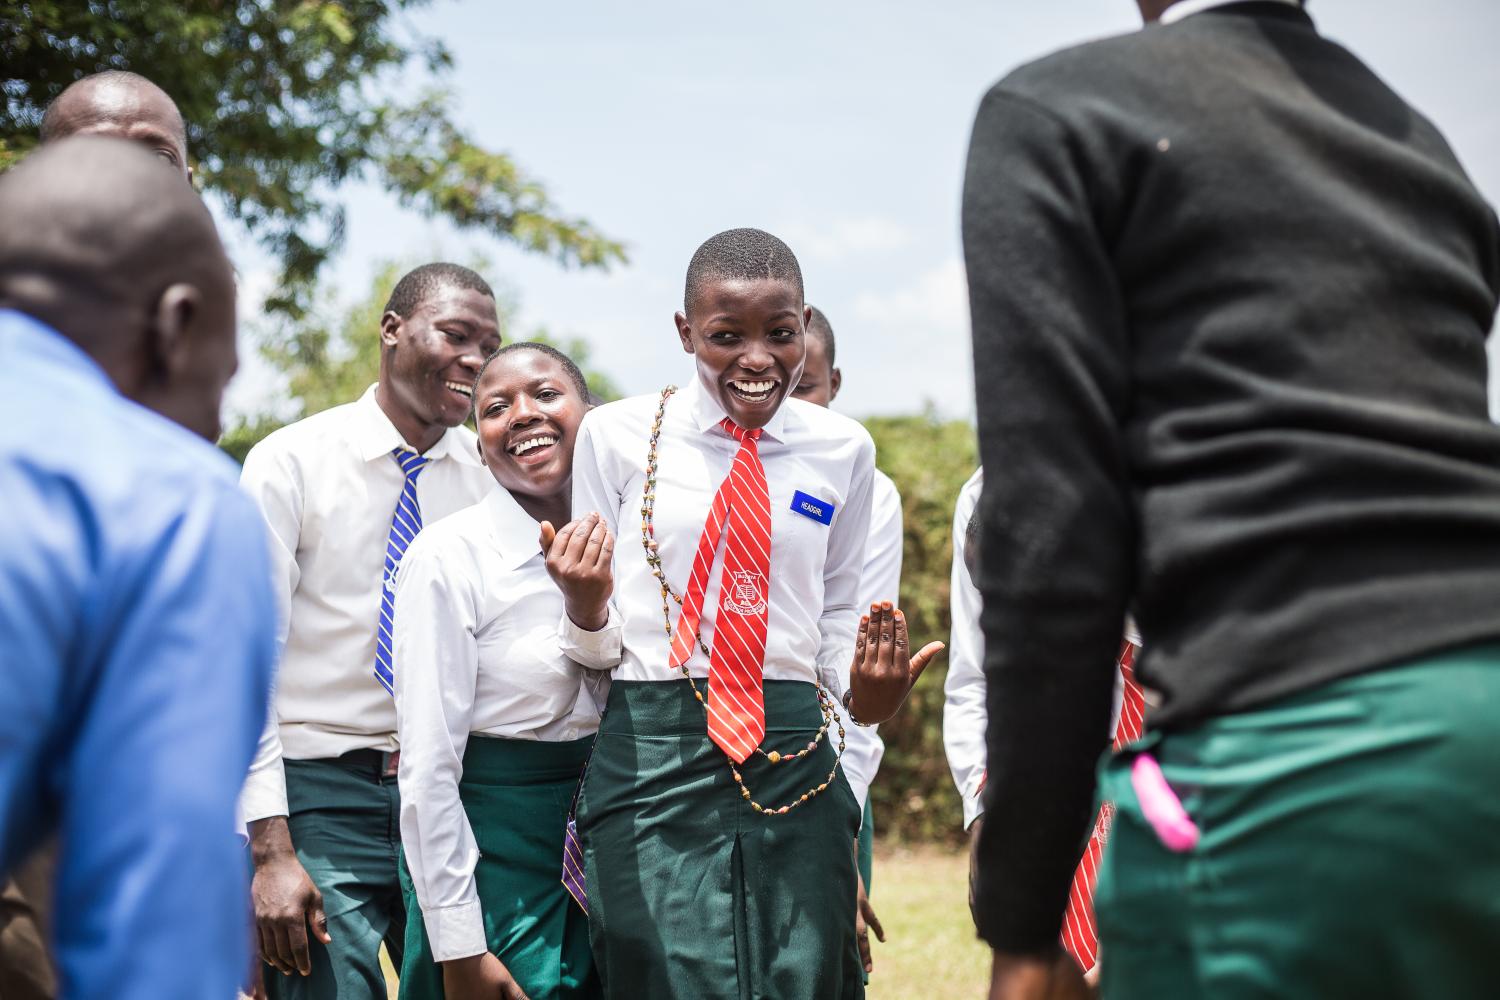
962, 2, 1500, 952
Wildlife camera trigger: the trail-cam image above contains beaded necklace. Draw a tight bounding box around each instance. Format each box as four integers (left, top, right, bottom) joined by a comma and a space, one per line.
641, 385, 846, 816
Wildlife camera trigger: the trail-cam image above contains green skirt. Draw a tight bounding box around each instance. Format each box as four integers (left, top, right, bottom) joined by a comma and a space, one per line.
577, 680, 865, 1000
398, 735, 599, 1000
1095, 644, 1500, 999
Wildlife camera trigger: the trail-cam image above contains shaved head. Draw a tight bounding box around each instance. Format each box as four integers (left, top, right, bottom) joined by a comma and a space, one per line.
40, 71, 189, 176
0, 137, 236, 438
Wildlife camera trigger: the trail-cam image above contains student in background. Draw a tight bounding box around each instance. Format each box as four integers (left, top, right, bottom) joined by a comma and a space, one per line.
789, 305, 899, 975
240, 264, 501, 998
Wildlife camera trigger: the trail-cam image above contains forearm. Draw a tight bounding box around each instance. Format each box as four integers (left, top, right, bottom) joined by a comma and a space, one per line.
963, 84, 1136, 951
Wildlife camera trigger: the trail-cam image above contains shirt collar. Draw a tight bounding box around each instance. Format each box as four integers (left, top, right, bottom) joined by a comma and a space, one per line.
678, 370, 789, 444
0, 308, 117, 396
352, 383, 483, 467
482, 486, 544, 571
1160, 0, 1300, 24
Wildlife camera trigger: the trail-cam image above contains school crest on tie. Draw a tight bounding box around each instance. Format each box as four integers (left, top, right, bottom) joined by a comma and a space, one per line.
725, 570, 767, 616
382, 563, 401, 595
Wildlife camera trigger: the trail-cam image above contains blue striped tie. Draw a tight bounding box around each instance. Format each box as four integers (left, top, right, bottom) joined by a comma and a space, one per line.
375, 448, 429, 695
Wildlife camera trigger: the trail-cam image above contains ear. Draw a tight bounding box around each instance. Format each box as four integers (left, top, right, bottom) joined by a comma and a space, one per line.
674, 311, 695, 355
802, 304, 813, 330
147, 283, 202, 378
477, 436, 487, 467
380, 310, 403, 349
829, 366, 842, 403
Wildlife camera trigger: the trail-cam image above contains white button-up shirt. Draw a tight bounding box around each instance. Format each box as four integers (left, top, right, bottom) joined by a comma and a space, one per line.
830, 469, 902, 809
393, 487, 617, 961
569, 373, 876, 702
1160, 0, 1300, 23
238, 385, 495, 822
943, 467, 1139, 830
942, 469, 988, 830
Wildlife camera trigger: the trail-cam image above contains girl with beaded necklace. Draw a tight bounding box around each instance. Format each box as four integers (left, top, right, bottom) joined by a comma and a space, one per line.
564, 229, 941, 999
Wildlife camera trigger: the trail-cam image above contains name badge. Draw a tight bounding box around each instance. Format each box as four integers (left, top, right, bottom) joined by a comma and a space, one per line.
791, 490, 835, 526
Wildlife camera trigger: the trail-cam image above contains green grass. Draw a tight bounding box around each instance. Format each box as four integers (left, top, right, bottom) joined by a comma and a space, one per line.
865, 844, 990, 998
379, 844, 988, 998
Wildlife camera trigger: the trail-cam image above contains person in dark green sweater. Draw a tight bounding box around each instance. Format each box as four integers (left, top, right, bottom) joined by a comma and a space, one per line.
963, 2, 1500, 998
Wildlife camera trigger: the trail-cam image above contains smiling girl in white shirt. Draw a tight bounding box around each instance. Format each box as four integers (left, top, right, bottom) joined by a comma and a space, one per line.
565, 229, 940, 999
392, 344, 618, 1000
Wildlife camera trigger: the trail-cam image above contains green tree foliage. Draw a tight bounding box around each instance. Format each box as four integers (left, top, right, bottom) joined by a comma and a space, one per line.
219, 258, 621, 462
0, 1, 626, 315
866, 411, 978, 844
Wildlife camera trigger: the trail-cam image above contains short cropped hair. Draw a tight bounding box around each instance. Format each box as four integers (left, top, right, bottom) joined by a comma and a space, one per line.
806, 305, 835, 368
472, 342, 590, 409
384, 262, 494, 319
39, 71, 188, 148
683, 228, 804, 314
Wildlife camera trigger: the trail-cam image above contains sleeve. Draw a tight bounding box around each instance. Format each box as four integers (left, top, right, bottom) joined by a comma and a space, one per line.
393, 537, 487, 963
562, 411, 625, 669
560, 604, 623, 670
53, 485, 277, 1000
963, 87, 1135, 953
941, 479, 988, 830
815, 434, 876, 698
839, 474, 904, 805
236, 441, 303, 822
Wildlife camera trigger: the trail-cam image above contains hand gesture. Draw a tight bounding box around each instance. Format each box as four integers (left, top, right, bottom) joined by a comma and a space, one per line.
855, 868, 885, 975
540, 512, 614, 632
847, 602, 944, 725
442, 952, 532, 1000
249, 818, 330, 980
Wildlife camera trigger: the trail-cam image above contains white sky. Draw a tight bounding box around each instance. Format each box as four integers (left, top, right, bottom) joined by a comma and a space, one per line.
222, 0, 1500, 423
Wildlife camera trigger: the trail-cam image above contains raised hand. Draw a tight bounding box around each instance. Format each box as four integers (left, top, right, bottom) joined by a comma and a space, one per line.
846, 602, 944, 725
540, 512, 614, 632
442, 952, 532, 1000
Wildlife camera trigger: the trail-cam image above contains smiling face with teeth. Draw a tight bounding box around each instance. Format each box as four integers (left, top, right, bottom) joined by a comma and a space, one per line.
474, 347, 589, 525
377, 283, 502, 454
675, 276, 811, 431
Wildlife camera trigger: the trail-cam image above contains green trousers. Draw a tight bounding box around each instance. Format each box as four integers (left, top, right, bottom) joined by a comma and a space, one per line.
1095, 645, 1500, 1000
266, 755, 405, 1000
397, 736, 598, 1000
577, 680, 865, 1000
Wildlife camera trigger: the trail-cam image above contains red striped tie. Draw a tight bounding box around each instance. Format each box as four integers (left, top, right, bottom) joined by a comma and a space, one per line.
668, 417, 770, 763
1060, 636, 1147, 973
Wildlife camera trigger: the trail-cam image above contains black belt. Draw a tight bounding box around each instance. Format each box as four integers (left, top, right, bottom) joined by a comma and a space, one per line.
333, 748, 400, 778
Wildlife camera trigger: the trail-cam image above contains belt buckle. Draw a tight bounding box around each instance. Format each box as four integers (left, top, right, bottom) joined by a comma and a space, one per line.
383, 750, 400, 779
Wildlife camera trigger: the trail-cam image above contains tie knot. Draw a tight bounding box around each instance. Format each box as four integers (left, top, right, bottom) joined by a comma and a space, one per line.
392, 448, 429, 478
719, 417, 762, 444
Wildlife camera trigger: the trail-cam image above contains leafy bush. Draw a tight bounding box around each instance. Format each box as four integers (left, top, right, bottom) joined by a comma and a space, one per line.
866, 410, 977, 844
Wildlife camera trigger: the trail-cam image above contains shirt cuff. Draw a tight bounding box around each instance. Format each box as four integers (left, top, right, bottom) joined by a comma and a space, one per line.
422, 896, 488, 962
240, 762, 289, 823
816, 661, 845, 701
559, 606, 622, 670
962, 770, 986, 830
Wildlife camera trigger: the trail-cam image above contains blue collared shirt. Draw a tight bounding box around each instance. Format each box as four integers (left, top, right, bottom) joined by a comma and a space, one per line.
0, 309, 276, 999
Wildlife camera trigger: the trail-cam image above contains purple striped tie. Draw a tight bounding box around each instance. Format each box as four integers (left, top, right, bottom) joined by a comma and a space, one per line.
561, 817, 588, 913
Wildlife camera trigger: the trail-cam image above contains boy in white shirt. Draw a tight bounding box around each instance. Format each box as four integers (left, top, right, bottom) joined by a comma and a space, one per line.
239, 263, 501, 998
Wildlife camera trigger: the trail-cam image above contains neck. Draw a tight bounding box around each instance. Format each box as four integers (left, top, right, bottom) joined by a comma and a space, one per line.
513, 486, 570, 531
374, 381, 446, 454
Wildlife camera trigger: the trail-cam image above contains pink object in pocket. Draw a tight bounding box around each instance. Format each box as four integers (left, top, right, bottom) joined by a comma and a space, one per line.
1130, 753, 1199, 852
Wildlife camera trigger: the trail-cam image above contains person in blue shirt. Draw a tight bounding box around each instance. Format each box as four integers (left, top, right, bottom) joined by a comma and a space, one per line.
0, 137, 277, 999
